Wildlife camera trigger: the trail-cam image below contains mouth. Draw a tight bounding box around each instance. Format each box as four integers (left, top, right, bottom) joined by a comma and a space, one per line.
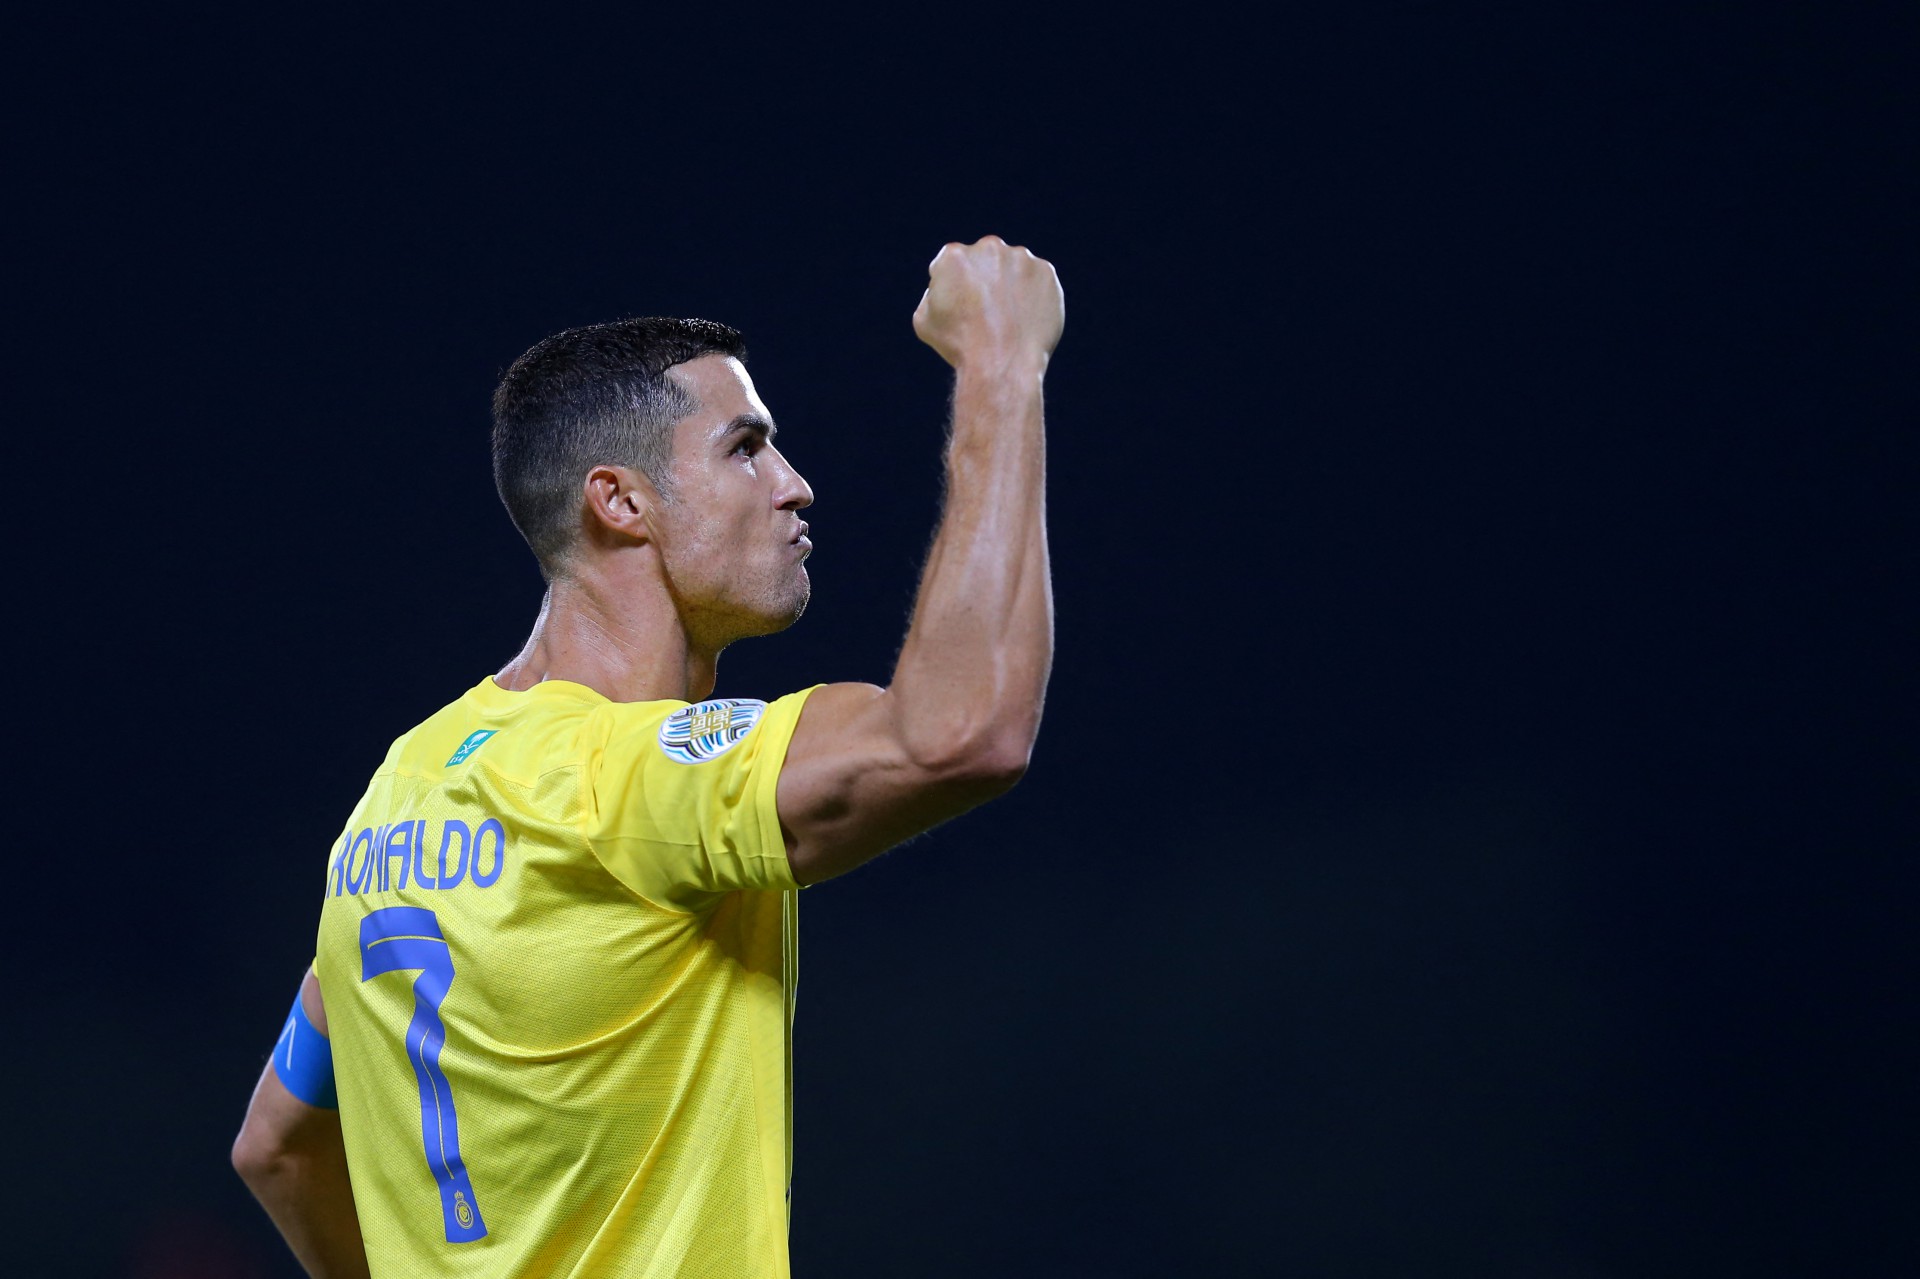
790, 522, 812, 558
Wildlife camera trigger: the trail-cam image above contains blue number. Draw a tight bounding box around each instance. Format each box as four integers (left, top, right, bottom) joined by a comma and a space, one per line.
359, 906, 489, 1243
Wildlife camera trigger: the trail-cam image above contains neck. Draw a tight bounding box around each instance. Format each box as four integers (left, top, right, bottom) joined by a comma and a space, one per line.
495, 566, 718, 703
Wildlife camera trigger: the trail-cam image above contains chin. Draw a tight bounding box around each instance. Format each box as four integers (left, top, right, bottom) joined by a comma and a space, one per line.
733, 579, 810, 640
771, 580, 811, 630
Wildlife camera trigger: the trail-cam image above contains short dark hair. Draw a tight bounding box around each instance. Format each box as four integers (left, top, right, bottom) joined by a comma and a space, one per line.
491, 316, 748, 574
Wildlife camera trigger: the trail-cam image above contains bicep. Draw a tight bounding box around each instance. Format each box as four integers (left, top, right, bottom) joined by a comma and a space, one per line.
236, 969, 337, 1164
300, 967, 329, 1035
775, 682, 1021, 884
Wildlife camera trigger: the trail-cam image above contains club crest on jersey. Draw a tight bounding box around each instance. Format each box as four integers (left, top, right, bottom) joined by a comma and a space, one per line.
658, 698, 766, 764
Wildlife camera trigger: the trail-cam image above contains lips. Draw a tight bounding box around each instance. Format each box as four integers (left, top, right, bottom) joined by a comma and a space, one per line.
791, 522, 811, 556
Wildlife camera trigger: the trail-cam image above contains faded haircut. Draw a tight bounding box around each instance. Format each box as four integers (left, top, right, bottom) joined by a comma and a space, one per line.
491, 316, 747, 576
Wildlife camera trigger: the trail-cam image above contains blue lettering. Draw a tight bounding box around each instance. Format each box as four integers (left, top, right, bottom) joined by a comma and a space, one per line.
331, 818, 508, 896
436, 820, 470, 889
368, 825, 393, 893
470, 819, 506, 888
328, 831, 350, 897
345, 827, 377, 895
411, 819, 438, 889
381, 821, 417, 892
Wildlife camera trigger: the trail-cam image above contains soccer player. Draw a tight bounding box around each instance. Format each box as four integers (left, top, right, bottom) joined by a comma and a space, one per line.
232, 236, 1063, 1278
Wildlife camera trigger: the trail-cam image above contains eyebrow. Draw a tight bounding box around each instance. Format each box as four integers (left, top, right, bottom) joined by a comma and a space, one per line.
721, 413, 777, 443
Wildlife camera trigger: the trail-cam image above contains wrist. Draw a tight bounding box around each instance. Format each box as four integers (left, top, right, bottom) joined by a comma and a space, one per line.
950, 346, 1050, 385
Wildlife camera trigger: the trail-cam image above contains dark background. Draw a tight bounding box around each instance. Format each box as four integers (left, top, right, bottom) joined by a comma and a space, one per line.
13, 4, 1912, 1276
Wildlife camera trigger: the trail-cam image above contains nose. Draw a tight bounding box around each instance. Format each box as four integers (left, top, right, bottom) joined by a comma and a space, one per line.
769, 446, 813, 511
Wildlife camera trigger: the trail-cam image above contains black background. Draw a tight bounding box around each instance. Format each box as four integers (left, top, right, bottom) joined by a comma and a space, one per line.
13, 5, 1912, 1276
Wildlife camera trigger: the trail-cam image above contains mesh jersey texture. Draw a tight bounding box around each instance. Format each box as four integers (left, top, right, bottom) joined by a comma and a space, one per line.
313, 676, 816, 1278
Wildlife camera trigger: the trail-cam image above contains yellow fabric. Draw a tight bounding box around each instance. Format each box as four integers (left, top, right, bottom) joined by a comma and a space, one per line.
314, 676, 815, 1278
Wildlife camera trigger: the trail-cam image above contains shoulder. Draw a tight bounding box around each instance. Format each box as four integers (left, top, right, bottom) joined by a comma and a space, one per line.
588, 688, 819, 775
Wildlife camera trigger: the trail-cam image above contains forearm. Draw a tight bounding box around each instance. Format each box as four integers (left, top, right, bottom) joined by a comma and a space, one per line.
238, 1137, 370, 1279
234, 1057, 370, 1279
769, 237, 1061, 882
890, 355, 1053, 769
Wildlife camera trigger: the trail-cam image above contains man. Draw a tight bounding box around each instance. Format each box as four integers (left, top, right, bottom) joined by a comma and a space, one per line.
231, 236, 1063, 1277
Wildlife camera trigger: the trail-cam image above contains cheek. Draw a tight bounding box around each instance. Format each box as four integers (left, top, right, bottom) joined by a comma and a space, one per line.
664, 495, 760, 574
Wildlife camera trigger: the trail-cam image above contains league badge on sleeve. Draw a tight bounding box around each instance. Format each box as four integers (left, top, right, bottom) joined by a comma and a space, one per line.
658, 698, 768, 763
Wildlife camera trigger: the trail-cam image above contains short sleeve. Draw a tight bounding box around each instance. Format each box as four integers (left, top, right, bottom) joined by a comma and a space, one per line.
582, 687, 818, 909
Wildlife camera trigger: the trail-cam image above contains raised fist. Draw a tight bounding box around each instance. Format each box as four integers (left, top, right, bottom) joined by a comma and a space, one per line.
912, 236, 1064, 370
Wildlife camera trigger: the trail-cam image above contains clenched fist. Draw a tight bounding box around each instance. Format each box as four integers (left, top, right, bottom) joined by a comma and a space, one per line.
913, 236, 1064, 370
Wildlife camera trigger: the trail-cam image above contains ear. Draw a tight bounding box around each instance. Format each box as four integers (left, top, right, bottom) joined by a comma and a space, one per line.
581, 464, 659, 547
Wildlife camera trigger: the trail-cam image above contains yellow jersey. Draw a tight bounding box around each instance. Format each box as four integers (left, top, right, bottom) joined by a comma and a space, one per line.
313, 676, 816, 1278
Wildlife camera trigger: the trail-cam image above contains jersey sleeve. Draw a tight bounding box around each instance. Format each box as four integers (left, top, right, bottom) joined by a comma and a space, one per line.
582, 688, 818, 909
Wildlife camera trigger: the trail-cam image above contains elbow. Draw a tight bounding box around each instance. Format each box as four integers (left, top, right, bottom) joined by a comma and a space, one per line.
928, 725, 1033, 797
893, 695, 1040, 793
971, 731, 1033, 792
231, 1128, 267, 1187
231, 1120, 286, 1191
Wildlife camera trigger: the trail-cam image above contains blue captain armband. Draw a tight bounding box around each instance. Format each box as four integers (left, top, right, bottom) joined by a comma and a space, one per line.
271, 986, 339, 1109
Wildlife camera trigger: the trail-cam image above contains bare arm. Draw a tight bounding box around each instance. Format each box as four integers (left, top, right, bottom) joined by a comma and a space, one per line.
232, 970, 370, 1279
779, 236, 1062, 883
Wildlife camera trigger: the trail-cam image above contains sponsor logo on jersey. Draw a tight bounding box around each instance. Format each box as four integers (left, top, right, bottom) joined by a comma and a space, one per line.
658, 698, 767, 763
446, 730, 497, 766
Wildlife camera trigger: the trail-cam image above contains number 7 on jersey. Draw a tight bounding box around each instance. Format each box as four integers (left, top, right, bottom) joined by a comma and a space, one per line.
360, 906, 489, 1243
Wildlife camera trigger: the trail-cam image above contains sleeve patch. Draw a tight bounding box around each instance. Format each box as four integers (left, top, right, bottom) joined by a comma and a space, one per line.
658, 698, 768, 763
